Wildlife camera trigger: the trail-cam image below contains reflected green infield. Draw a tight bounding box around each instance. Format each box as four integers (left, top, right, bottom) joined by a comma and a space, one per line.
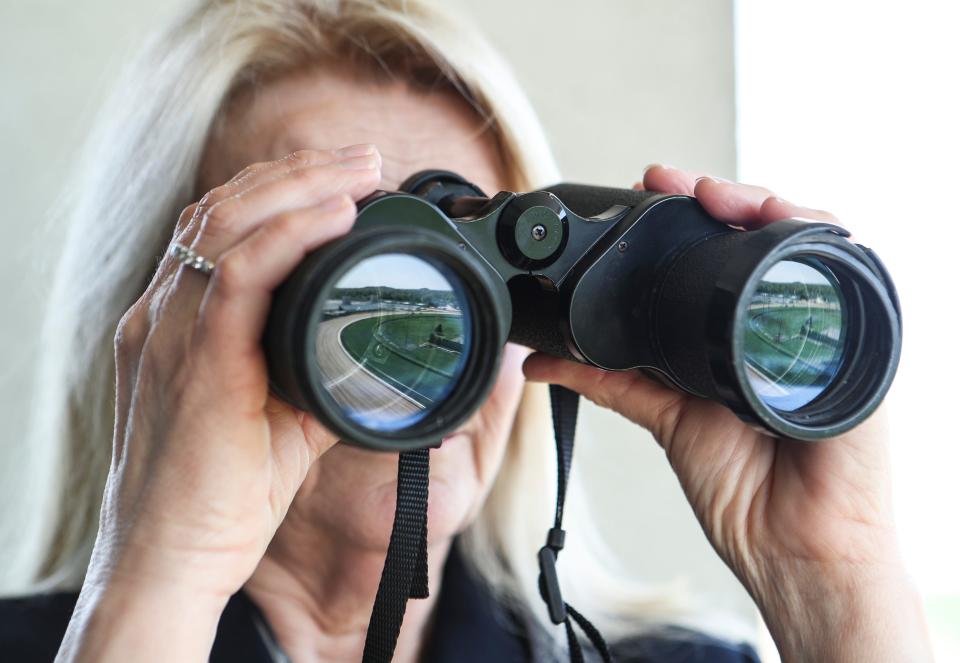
340, 312, 465, 404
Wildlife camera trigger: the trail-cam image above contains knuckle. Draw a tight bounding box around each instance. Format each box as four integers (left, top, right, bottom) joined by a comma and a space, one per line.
284, 149, 326, 170
273, 209, 305, 238
289, 164, 326, 187
200, 197, 239, 238
195, 184, 233, 221
282, 166, 335, 198
212, 252, 248, 293
176, 203, 199, 232
115, 302, 149, 360
286, 163, 363, 199
234, 160, 268, 181
195, 187, 222, 212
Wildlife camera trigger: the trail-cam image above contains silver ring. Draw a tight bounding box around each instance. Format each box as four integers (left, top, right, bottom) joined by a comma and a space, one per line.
170, 242, 215, 275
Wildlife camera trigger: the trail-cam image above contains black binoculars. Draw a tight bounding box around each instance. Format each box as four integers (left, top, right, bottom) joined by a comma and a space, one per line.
263, 170, 901, 450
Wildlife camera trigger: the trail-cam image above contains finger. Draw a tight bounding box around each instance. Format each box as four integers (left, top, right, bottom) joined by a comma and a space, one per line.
191, 195, 359, 413
158, 155, 381, 330
148, 148, 353, 301
522, 352, 689, 445
637, 164, 711, 196
691, 176, 777, 226
160, 146, 373, 281
758, 195, 841, 226
176, 147, 358, 238
189, 151, 381, 258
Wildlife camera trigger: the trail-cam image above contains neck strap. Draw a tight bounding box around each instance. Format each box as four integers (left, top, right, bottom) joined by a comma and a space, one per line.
362, 448, 430, 663
538, 384, 613, 663
361, 384, 612, 663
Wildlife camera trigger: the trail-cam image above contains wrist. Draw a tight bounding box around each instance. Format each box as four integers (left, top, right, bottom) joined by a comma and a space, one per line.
753, 558, 933, 663
88, 515, 261, 605
57, 574, 228, 663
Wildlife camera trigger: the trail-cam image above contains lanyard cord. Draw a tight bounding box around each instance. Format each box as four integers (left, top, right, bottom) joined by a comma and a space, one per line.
540, 384, 614, 663
361, 384, 612, 663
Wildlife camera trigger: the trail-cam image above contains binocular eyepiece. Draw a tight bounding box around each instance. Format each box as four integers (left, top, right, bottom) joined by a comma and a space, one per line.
263, 171, 901, 450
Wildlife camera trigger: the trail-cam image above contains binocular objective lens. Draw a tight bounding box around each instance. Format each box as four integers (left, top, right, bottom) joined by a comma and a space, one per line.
742, 259, 846, 412
314, 253, 472, 431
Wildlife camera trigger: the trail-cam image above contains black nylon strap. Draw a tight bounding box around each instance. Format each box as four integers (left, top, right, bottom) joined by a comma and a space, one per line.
361, 384, 612, 663
550, 384, 578, 525
567, 602, 614, 663
564, 618, 584, 661
362, 448, 431, 663
539, 384, 614, 663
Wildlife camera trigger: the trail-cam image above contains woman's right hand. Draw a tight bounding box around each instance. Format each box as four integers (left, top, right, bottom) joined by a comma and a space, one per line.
58, 145, 382, 662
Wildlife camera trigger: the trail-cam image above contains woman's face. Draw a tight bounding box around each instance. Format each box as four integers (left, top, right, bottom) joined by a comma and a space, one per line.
199, 65, 529, 549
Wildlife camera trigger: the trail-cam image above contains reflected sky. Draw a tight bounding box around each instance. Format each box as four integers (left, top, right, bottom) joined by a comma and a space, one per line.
336, 253, 453, 291
760, 259, 831, 284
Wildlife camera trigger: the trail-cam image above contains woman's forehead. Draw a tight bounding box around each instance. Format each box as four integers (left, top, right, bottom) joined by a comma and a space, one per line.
206, 66, 507, 195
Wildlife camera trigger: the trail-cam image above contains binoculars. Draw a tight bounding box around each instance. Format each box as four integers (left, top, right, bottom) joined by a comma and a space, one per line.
263, 171, 901, 450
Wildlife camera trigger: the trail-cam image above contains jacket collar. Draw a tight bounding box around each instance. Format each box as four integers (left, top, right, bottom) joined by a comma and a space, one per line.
210, 541, 531, 663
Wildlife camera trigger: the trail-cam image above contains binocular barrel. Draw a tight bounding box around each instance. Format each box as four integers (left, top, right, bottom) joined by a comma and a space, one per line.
263, 171, 901, 450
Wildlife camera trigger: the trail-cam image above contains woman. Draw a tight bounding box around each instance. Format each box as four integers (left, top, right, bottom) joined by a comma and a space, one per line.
0, 0, 933, 661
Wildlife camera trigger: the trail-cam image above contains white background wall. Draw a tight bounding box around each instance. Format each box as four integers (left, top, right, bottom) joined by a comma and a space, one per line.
735, 2, 960, 657
0, 0, 752, 633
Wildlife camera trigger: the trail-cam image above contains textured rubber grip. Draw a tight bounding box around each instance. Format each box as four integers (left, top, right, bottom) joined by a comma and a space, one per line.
543, 183, 661, 218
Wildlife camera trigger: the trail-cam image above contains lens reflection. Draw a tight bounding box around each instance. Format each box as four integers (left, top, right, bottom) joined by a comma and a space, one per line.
743, 259, 845, 411
315, 253, 470, 431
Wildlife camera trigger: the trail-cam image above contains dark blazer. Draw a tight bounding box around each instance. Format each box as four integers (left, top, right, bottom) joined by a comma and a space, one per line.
0, 545, 759, 662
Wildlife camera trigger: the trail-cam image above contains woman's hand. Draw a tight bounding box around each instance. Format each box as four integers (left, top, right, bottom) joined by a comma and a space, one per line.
57, 145, 382, 663
524, 166, 933, 663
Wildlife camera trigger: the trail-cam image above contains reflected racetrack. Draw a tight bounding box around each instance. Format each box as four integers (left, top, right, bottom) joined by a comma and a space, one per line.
743, 303, 843, 410
315, 312, 424, 424
315, 310, 465, 428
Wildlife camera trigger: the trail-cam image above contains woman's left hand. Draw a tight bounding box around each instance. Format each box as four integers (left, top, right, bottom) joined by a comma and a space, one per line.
523, 165, 933, 663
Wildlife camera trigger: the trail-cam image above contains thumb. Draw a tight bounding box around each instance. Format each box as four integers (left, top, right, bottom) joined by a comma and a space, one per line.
522, 352, 688, 445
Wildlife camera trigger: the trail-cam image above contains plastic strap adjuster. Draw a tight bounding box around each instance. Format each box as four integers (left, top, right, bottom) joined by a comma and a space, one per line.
537, 527, 568, 624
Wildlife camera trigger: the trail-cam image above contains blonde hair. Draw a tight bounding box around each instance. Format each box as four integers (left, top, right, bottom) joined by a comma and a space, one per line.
5, 0, 697, 655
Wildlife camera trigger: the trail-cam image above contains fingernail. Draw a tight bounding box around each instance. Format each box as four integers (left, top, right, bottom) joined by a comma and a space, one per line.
644, 163, 675, 175
334, 143, 377, 158
695, 175, 730, 185
338, 153, 380, 171
316, 194, 352, 212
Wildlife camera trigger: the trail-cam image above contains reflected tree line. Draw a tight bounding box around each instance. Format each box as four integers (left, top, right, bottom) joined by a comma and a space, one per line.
755, 281, 836, 302
331, 286, 460, 309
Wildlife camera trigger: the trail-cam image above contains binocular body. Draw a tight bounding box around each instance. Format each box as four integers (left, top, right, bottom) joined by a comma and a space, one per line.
264, 171, 901, 450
